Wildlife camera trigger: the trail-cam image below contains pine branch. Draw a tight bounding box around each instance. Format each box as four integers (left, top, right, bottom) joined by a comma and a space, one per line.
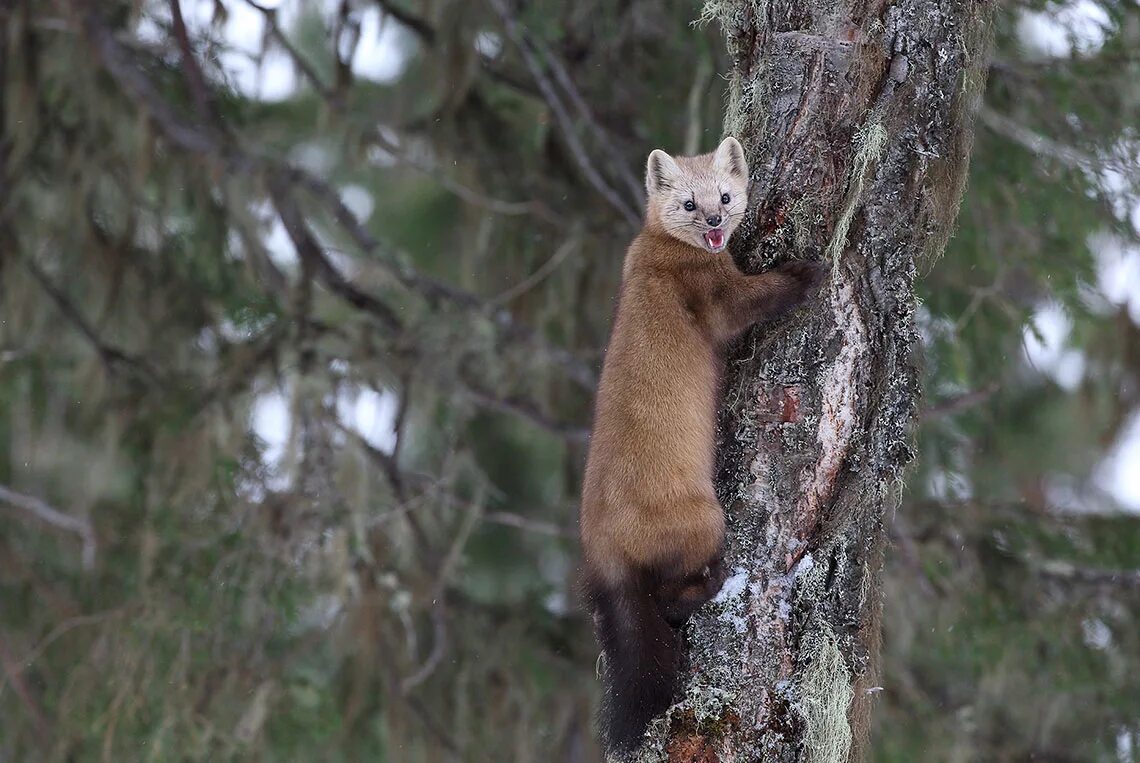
72, 0, 598, 397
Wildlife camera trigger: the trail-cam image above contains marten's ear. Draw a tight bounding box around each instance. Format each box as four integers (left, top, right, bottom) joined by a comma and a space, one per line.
713, 136, 747, 180
646, 149, 681, 196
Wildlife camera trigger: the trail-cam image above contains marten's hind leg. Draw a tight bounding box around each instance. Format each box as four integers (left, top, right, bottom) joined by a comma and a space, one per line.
654, 556, 728, 627
625, 494, 726, 627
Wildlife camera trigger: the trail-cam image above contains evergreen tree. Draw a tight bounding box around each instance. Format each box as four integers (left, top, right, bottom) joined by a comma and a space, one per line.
0, 1, 1138, 761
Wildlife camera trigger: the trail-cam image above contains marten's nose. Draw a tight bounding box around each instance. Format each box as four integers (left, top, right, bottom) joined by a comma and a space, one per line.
706, 214, 721, 227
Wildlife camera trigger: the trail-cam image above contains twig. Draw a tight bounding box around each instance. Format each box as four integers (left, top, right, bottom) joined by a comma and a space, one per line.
479, 59, 542, 98
0, 636, 51, 744
0, 610, 118, 697
334, 420, 433, 552
390, 372, 412, 466
370, 130, 547, 219
25, 259, 158, 386
483, 511, 575, 538
0, 484, 96, 570
491, 233, 579, 305
531, 35, 644, 206
1035, 560, 1140, 588
485, 0, 641, 229
920, 381, 1000, 421
460, 374, 590, 442
282, 167, 489, 310
243, 0, 333, 99
400, 598, 447, 692
375, 0, 436, 45
266, 174, 404, 333
168, 0, 216, 123
334, 421, 406, 500
402, 485, 484, 693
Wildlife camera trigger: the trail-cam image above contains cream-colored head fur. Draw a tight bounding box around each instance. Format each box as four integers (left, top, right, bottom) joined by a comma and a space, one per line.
644, 137, 749, 254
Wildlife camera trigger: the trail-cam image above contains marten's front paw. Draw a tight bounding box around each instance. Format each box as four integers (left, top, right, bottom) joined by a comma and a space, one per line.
774, 259, 828, 297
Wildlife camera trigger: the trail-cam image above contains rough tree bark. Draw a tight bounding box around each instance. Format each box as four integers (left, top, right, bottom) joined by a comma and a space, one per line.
634, 2, 994, 761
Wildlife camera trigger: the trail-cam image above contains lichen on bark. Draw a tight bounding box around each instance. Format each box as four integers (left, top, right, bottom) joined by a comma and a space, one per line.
629, 1, 995, 761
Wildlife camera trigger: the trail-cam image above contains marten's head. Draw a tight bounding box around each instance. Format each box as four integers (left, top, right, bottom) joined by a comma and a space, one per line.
644, 137, 748, 254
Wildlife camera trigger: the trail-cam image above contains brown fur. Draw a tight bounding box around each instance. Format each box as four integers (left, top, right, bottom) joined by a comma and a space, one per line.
580, 138, 825, 755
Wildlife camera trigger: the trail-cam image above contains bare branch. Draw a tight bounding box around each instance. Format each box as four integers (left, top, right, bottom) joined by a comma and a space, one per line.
530, 35, 645, 206
266, 174, 405, 333
390, 374, 412, 467
491, 232, 579, 305
401, 598, 447, 692
167, 0, 216, 122
0, 484, 96, 570
403, 486, 483, 693
243, 0, 333, 99
0, 610, 118, 696
374, 0, 436, 45
460, 373, 590, 443
920, 381, 1000, 421
485, 0, 641, 229
979, 107, 1136, 177
335, 422, 406, 500
0, 637, 51, 744
24, 259, 159, 386
1035, 560, 1140, 588
370, 129, 552, 220
334, 420, 436, 555
483, 511, 575, 538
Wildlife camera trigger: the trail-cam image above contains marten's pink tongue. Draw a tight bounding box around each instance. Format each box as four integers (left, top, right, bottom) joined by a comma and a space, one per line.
704, 228, 725, 250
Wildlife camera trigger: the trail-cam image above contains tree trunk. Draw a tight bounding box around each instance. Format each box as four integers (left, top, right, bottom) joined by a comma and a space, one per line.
640, 2, 994, 761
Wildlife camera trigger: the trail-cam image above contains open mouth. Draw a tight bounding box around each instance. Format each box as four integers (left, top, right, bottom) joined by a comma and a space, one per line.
703, 228, 726, 252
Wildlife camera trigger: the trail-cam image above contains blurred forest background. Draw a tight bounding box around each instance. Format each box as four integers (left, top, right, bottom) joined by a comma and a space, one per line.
1, 0, 1139, 761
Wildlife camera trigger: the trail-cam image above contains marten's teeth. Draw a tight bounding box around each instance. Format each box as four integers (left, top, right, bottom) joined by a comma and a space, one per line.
704, 228, 725, 250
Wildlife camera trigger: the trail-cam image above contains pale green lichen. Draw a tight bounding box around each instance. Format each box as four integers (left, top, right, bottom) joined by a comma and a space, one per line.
694, 0, 726, 28
787, 194, 821, 255
796, 629, 854, 763
825, 120, 888, 269
696, 0, 768, 29
630, 685, 738, 763
682, 683, 739, 728
724, 76, 760, 143
702, 0, 770, 141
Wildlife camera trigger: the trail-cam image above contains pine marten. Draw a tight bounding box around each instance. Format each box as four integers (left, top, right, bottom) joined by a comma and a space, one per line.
580, 137, 826, 755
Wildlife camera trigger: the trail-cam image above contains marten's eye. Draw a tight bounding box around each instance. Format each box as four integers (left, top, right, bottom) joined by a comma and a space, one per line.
683, 200, 696, 212
721, 193, 731, 205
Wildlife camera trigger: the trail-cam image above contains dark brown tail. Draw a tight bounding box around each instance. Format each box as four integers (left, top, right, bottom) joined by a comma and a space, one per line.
587, 573, 682, 756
